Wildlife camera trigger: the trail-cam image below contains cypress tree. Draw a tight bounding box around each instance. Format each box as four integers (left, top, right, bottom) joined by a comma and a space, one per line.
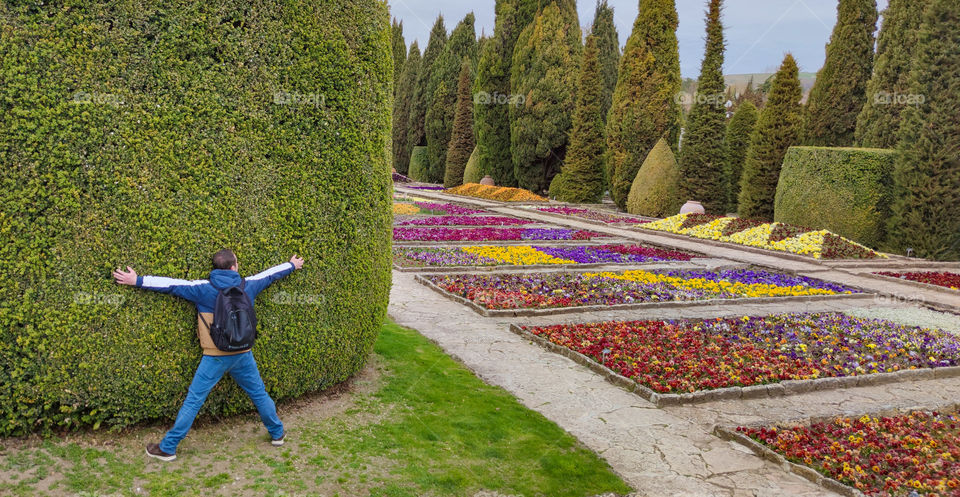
406, 17, 446, 156
605, 0, 682, 209
722, 100, 758, 214
855, 0, 926, 148
802, 0, 878, 147
549, 35, 605, 203
426, 13, 477, 183
678, 0, 727, 214
510, 1, 582, 193
474, 0, 543, 187
444, 59, 476, 188
738, 54, 804, 220
391, 19, 406, 96
887, 0, 960, 260
591, 0, 620, 122
392, 42, 421, 174
424, 81, 450, 183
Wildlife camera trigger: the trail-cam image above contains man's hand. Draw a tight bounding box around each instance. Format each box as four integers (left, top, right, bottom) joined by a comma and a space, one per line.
113, 266, 138, 286
290, 255, 304, 270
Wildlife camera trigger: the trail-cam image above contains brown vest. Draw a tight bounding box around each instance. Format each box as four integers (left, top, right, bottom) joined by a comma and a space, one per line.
197, 312, 248, 356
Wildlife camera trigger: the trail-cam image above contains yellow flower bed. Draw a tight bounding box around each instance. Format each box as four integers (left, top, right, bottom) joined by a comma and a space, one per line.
393, 203, 420, 215
460, 245, 575, 266
445, 183, 548, 202
582, 270, 843, 297
640, 214, 884, 260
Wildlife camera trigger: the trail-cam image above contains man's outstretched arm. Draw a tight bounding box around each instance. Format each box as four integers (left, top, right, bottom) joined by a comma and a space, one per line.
244, 255, 303, 298
113, 266, 207, 303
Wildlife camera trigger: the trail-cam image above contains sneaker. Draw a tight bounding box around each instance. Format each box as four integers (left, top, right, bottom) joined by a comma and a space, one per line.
271, 432, 285, 446
145, 443, 176, 462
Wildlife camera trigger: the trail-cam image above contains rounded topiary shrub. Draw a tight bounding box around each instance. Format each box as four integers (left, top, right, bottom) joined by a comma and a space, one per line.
462, 146, 482, 185
408, 146, 430, 182
774, 146, 895, 248
0, 0, 392, 435
627, 138, 683, 217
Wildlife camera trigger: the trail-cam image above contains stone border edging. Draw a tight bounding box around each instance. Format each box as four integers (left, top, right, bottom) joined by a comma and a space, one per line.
393, 237, 632, 247
713, 402, 960, 497
632, 227, 893, 265
508, 323, 960, 409
505, 206, 657, 230
415, 274, 875, 317
393, 260, 717, 274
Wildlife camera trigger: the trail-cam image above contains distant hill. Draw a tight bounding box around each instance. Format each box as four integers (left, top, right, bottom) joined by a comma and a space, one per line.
724, 73, 817, 93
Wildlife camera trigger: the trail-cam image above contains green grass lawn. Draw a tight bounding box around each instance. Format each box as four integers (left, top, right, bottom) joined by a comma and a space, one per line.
0, 321, 633, 497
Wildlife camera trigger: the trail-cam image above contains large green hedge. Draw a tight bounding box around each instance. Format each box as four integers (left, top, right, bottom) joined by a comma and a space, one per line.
0, 0, 393, 436
626, 138, 683, 217
774, 147, 894, 248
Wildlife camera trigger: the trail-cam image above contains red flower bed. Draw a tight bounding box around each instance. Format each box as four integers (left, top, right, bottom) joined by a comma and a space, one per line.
876, 271, 960, 291
768, 223, 814, 242
721, 217, 766, 236
740, 411, 960, 495
678, 213, 722, 230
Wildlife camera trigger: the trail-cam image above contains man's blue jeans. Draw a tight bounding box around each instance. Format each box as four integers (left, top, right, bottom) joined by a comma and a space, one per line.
159, 351, 283, 454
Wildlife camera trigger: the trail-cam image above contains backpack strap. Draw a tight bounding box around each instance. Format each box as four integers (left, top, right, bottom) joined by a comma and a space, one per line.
198, 310, 213, 332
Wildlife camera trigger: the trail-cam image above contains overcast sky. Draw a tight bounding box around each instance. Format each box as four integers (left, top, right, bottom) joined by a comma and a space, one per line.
389, 0, 889, 78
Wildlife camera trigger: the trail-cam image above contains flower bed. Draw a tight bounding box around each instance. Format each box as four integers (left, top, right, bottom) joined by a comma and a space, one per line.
392, 202, 486, 216
392, 171, 413, 183
739, 410, 960, 495
394, 227, 607, 242
427, 269, 857, 310
876, 271, 960, 291
394, 244, 697, 268
395, 216, 535, 227
445, 183, 548, 202
641, 214, 884, 259
523, 313, 960, 394
534, 207, 648, 224
405, 185, 445, 190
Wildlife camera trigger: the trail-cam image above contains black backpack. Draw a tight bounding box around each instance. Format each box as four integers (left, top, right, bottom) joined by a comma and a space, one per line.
199, 280, 257, 352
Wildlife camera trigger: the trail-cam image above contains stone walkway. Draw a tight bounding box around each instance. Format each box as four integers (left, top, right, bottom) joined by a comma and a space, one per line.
390, 188, 960, 496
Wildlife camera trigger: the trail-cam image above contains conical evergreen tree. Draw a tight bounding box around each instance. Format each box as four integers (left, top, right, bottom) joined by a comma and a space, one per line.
855, 0, 926, 148
722, 100, 758, 214
444, 59, 476, 188
549, 35, 605, 203
887, 0, 960, 260
802, 0, 878, 147
510, 1, 582, 193
406, 17, 446, 157
392, 42, 421, 174
391, 19, 406, 96
605, 0, 682, 209
591, 0, 619, 122
426, 13, 477, 182
424, 81, 450, 183
738, 54, 803, 220
678, 0, 727, 214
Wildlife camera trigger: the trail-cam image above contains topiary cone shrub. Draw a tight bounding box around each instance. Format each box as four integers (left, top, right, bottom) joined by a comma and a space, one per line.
0, 1, 393, 436
626, 138, 684, 217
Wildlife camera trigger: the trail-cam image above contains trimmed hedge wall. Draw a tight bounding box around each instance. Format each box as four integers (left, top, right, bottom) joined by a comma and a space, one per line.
408, 146, 430, 182
0, 1, 393, 435
774, 146, 895, 248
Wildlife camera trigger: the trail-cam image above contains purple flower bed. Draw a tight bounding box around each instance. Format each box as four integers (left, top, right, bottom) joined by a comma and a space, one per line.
660, 269, 855, 294
392, 171, 413, 183
395, 216, 535, 226
393, 227, 608, 242
537, 206, 647, 224
532, 245, 694, 263
394, 248, 497, 267
413, 202, 485, 215
406, 185, 445, 190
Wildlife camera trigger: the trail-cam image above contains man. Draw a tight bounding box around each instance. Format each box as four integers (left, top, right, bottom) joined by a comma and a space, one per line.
113, 249, 304, 461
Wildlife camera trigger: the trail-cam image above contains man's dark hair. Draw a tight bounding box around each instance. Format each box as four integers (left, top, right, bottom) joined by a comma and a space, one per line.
213, 249, 237, 270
